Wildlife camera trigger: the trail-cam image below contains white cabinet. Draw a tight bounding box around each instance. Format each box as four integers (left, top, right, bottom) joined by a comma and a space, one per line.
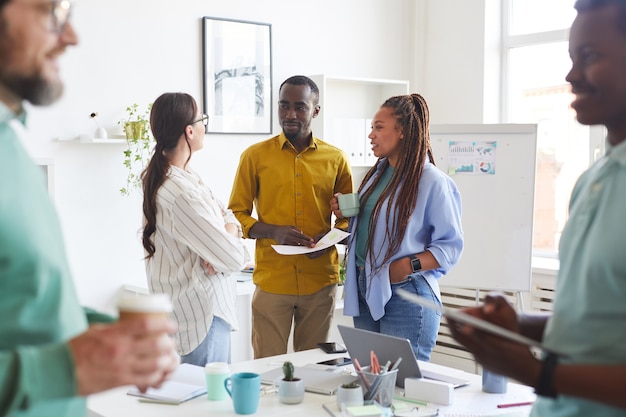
309, 75, 409, 167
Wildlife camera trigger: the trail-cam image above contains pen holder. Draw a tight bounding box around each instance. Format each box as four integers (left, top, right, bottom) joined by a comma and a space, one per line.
356, 366, 398, 408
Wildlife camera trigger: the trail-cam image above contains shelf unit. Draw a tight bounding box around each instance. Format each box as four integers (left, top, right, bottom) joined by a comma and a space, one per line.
309, 75, 409, 167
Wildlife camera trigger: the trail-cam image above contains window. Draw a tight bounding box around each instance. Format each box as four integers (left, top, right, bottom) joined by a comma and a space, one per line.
502, 0, 604, 257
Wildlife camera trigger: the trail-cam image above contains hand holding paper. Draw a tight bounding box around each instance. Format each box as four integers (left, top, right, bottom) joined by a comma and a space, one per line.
272, 229, 349, 255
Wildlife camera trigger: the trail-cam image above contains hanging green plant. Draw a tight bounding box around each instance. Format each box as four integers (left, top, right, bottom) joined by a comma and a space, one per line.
118, 103, 153, 196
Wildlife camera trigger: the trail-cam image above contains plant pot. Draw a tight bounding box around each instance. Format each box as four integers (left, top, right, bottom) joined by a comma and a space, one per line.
278, 379, 304, 404
124, 121, 146, 140
336, 384, 363, 411
336, 284, 344, 300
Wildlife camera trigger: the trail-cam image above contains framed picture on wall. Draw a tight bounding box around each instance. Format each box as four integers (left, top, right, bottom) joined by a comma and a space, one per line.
202, 17, 272, 134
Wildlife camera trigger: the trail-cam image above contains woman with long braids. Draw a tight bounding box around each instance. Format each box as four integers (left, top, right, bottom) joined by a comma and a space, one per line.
141, 92, 247, 365
331, 94, 463, 360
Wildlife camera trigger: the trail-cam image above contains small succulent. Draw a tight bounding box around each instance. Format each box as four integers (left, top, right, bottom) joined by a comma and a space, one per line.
341, 381, 361, 389
282, 361, 296, 381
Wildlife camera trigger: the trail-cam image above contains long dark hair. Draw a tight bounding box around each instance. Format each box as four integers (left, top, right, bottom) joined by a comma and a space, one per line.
141, 92, 197, 258
359, 93, 435, 270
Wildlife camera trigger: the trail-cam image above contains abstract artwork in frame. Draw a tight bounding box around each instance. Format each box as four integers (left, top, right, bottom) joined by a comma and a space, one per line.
202, 17, 272, 134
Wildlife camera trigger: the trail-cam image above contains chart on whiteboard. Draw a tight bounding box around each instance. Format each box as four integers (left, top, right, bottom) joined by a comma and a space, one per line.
447, 141, 497, 176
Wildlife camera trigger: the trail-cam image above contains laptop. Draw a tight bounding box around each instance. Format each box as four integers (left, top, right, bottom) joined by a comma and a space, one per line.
260, 365, 358, 395
337, 324, 471, 388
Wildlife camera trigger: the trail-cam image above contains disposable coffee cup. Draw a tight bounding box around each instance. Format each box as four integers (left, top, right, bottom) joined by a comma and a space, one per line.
338, 192, 360, 217
116, 293, 173, 321
206, 362, 230, 401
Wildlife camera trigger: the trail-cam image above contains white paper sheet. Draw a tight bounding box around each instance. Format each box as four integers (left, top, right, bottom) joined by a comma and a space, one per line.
271, 229, 350, 255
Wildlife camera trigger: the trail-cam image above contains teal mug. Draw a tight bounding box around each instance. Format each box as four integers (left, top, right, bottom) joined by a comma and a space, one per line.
224, 372, 261, 415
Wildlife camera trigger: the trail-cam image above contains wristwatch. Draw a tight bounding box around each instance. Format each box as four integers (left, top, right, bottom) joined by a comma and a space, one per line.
535, 352, 559, 398
410, 255, 422, 273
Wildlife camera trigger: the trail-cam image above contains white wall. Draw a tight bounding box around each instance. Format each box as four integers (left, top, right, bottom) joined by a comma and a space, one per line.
413, 0, 497, 124
23, 0, 418, 313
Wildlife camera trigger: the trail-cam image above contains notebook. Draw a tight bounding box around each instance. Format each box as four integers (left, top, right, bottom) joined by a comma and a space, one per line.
337, 325, 472, 389
260, 365, 358, 395
126, 363, 206, 404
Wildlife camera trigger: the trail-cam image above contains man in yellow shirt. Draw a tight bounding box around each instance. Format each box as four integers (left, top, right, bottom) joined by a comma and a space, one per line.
229, 75, 353, 358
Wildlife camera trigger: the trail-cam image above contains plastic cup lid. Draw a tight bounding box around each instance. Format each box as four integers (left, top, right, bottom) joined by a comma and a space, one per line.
205, 362, 230, 373
116, 293, 173, 313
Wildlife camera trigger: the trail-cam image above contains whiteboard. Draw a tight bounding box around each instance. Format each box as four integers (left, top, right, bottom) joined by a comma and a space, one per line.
429, 124, 537, 292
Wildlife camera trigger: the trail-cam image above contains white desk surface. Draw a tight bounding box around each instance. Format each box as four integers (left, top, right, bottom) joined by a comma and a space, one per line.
88, 349, 535, 417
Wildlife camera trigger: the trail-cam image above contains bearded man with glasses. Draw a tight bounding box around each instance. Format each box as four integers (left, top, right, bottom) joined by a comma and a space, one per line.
0, 2, 179, 416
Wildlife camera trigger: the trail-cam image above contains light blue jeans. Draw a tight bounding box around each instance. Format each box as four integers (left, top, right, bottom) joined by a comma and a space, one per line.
353, 267, 441, 361
180, 316, 232, 366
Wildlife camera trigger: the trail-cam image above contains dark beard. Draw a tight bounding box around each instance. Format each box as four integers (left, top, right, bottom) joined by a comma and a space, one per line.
283, 130, 299, 141
2, 72, 64, 106
0, 20, 64, 106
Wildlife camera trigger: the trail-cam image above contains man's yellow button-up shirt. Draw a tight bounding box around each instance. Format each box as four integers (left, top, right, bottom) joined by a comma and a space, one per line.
229, 132, 353, 295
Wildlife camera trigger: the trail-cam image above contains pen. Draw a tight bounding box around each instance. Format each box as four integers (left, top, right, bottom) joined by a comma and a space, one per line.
497, 401, 534, 408
370, 350, 380, 374
390, 357, 403, 372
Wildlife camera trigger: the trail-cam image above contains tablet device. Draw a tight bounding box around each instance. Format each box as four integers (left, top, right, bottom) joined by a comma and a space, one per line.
317, 357, 352, 366
396, 288, 558, 354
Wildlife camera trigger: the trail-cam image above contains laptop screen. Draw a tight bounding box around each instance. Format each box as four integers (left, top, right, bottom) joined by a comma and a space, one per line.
338, 325, 422, 388
337, 325, 473, 389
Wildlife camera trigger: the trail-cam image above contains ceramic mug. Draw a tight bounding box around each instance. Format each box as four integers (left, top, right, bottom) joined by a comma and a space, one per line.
337, 193, 360, 217
205, 362, 230, 401
482, 369, 508, 393
224, 372, 261, 414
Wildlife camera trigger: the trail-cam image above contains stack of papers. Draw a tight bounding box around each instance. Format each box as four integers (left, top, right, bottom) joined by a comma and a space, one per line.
127, 363, 206, 405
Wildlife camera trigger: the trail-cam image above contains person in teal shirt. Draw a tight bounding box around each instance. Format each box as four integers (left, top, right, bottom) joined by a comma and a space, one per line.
0, 1, 178, 416
449, 0, 626, 415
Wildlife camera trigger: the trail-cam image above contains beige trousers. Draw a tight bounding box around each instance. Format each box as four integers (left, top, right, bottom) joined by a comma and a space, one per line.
251, 285, 337, 359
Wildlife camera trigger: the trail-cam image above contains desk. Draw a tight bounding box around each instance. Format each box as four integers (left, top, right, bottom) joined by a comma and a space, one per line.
88, 349, 535, 417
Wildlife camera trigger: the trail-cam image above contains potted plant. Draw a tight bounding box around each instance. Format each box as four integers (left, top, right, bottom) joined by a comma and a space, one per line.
278, 361, 304, 404
118, 103, 153, 196
336, 381, 363, 411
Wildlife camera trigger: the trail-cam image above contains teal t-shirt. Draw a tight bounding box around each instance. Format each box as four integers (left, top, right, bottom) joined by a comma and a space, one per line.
0, 103, 88, 417
355, 164, 394, 267
531, 140, 626, 417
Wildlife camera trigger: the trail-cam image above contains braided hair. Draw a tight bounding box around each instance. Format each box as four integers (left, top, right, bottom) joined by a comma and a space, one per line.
359, 93, 435, 271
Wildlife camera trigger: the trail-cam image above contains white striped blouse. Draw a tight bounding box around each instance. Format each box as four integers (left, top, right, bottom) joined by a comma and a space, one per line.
146, 165, 247, 355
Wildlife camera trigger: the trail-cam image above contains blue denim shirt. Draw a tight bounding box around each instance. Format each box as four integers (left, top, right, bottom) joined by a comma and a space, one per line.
343, 159, 464, 320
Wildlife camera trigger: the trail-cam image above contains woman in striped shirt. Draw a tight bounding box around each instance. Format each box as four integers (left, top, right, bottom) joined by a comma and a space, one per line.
141, 92, 247, 365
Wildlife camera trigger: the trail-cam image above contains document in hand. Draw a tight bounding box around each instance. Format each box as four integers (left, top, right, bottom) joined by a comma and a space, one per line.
126, 363, 206, 404
271, 229, 349, 255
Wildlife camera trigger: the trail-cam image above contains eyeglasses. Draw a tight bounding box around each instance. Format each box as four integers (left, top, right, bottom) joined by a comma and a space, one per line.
18, 0, 72, 33
52, 0, 72, 33
193, 114, 209, 127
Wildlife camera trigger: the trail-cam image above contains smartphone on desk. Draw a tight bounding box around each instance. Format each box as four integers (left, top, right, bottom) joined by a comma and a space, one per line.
317, 342, 347, 354
317, 357, 353, 367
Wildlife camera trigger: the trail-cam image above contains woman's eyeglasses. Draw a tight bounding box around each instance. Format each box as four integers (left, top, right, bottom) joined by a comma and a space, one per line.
193, 114, 209, 126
